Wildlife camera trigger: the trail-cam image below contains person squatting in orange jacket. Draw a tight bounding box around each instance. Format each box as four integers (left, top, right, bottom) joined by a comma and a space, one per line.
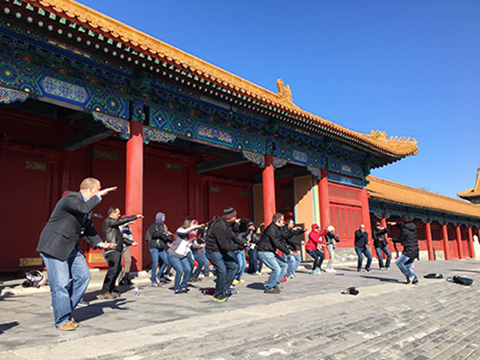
306, 224, 328, 275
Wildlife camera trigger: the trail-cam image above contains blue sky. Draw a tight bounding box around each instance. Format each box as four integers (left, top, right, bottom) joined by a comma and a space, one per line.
80, 0, 480, 199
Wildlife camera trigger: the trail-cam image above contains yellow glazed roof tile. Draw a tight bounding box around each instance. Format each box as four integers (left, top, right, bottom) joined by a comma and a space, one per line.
367, 176, 480, 219
25, 0, 418, 158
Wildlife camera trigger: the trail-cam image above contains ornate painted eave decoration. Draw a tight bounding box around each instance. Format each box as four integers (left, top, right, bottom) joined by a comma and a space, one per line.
0, 85, 29, 104
143, 126, 176, 145
273, 157, 288, 169
23, 0, 418, 159
92, 111, 130, 139
242, 150, 265, 168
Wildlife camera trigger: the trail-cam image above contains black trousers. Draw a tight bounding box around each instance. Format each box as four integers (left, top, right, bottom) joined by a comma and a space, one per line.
101, 251, 122, 294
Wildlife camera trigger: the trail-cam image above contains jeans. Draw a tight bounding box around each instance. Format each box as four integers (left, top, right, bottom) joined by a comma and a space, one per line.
101, 250, 122, 294
167, 253, 192, 291
286, 253, 301, 276
258, 252, 288, 290
149, 248, 169, 283
307, 249, 325, 270
206, 251, 239, 298
396, 254, 416, 279
376, 246, 392, 269
326, 244, 335, 269
247, 248, 263, 273
355, 246, 372, 271
235, 250, 247, 280
192, 247, 210, 278
40, 249, 91, 327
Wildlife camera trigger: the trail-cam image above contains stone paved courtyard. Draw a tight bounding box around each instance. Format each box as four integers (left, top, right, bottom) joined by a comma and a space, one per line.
1, 259, 480, 360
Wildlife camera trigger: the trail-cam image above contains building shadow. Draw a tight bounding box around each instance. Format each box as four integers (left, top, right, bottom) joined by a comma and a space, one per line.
0, 321, 19, 335
73, 299, 130, 322
360, 275, 400, 283
246, 282, 266, 290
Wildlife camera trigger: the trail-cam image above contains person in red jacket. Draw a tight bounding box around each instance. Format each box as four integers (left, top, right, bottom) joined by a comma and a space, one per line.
306, 224, 328, 275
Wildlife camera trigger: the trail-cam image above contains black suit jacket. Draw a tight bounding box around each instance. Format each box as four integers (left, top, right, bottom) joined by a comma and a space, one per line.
37, 192, 103, 261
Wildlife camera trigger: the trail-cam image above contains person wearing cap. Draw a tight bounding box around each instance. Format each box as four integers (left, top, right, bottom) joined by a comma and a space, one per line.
99, 206, 142, 299
257, 213, 299, 294
206, 206, 242, 302
373, 222, 391, 270
354, 224, 372, 272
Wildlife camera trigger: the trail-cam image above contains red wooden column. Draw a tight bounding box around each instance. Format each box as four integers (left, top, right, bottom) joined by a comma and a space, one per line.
442, 223, 450, 260
467, 226, 474, 259
262, 155, 276, 226
456, 225, 465, 259
318, 169, 331, 229
359, 187, 373, 252
125, 120, 144, 271
425, 221, 434, 261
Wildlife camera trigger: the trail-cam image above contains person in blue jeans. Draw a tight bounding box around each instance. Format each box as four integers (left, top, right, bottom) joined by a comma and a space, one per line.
167, 218, 204, 294
282, 218, 306, 279
354, 224, 372, 272
191, 247, 210, 280
257, 213, 299, 294
145, 212, 172, 286
37, 178, 117, 330
205, 206, 242, 302
390, 216, 419, 284
373, 222, 391, 270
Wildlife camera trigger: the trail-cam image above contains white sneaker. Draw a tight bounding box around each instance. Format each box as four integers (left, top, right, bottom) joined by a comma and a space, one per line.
289, 275, 295, 280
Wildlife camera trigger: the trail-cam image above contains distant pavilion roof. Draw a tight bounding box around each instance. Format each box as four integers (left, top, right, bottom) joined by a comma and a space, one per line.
367, 176, 480, 219
25, 0, 418, 160
457, 168, 480, 200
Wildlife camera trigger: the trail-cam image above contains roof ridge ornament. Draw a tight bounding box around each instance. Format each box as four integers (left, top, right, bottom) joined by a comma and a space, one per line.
366, 130, 418, 155
276, 78, 293, 105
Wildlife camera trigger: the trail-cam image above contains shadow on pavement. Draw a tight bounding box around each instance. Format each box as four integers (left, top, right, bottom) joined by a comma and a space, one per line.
450, 269, 480, 274
246, 282, 266, 290
0, 321, 19, 335
360, 275, 401, 283
74, 299, 130, 322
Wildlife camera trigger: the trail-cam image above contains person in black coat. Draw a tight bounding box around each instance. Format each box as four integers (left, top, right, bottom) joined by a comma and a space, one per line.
389, 216, 419, 284
37, 178, 117, 331
354, 224, 372, 272
205, 206, 241, 302
99, 206, 142, 299
282, 218, 305, 279
373, 222, 392, 270
257, 213, 299, 293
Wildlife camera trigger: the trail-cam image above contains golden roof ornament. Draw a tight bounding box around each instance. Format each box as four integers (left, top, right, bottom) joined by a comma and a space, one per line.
276, 78, 293, 104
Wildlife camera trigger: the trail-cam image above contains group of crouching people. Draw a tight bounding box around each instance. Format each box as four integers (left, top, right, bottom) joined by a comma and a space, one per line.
144, 206, 310, 302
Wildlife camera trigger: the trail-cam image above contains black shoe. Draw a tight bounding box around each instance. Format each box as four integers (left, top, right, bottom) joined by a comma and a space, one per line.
125, 278, 133, 285
412, 278, 419, 285
119, 279, 126, 286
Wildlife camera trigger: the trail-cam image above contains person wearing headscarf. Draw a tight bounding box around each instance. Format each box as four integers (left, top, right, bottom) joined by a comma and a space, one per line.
145, 212, 172, 286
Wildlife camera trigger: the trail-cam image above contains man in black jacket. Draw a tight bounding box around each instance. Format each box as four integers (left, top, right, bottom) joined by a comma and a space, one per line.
99, 206, 142, 299
206, 206, 241, 303
37, 178, 117, 331
258, 213, 299, 293
282, 218, 305, 279
390, 216, 419, 284
354, 224, 372, 272
373, 222, 391, 270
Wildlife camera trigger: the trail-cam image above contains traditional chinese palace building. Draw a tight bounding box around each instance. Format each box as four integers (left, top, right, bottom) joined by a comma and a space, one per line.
0, 0, 479, 272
